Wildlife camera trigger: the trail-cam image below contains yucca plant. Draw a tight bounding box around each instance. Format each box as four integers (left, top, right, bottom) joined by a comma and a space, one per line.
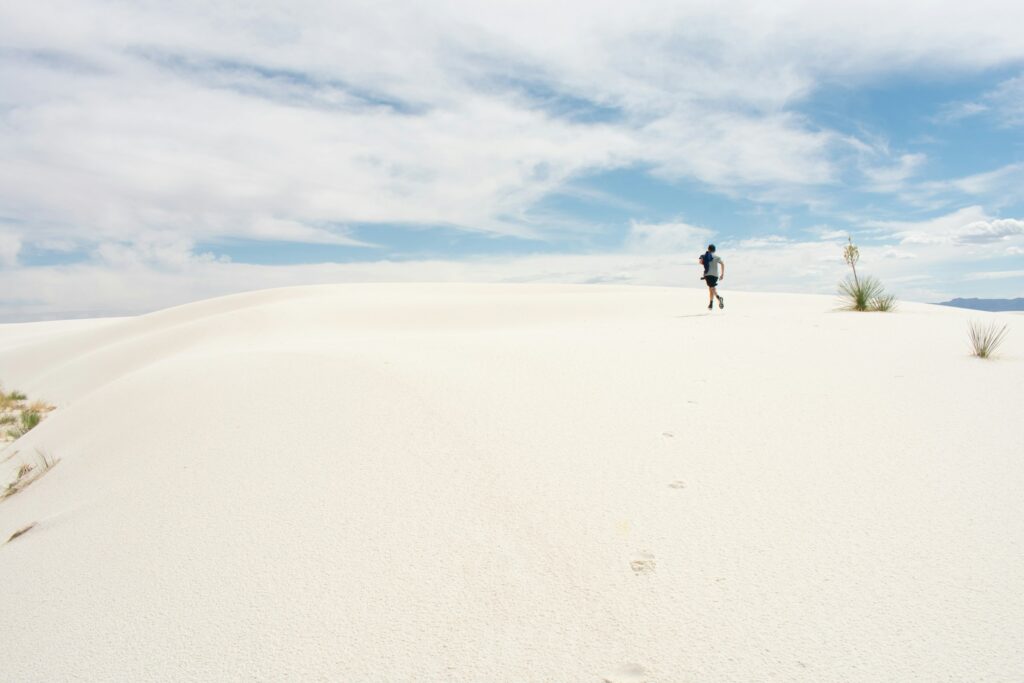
968, 320, 1009, 359
838, 236, 895, 311
871, 293, 897, 312
839, 275, 885, 311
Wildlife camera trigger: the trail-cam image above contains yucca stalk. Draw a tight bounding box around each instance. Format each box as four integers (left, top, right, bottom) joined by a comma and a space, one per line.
843, 236, 860, 288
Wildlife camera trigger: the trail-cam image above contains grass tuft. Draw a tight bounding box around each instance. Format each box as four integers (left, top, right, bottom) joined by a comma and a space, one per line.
838, 275, 895, 312
0, 386, 53, 442
871, 293, 897, 312
1, 449, 59, 501
8, 411, 42, 439
968, 320, 1009, 359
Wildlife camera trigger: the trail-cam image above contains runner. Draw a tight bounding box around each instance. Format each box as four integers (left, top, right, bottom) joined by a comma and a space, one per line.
699, 244, 725, 310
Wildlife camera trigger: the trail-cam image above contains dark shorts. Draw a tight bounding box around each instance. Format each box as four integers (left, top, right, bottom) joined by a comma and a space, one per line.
704, 276, 719, 288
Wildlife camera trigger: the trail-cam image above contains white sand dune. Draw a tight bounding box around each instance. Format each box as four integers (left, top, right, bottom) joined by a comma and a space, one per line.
1, 283, 1022, 681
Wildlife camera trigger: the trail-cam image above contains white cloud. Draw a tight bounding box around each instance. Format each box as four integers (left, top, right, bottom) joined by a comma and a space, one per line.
3, 1, 1024, 317
867, 205, 990, 244
961, 270, 1024, 281
880, 247, 916, 260
933, 101, 989, 124
625, 220, 713, 253
92, 233, 231, 269
0, 232, 20, 267
867, 207, 1024, 250
954, 219, 1024, 243
937, 72, 1024, 127
987, 74, 1024, 126
809, 227, 848, 240
898, 163, 1024, 210
4, 0, 1024, 263
736, 235, 791, 249
862, 153, 927, 191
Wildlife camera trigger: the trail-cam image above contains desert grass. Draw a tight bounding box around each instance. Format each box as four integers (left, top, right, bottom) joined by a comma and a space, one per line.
871, 293, 897, 312
0, 385, 54, 442
7, 523, 37, 543
1, 449, 60, 501
968, 320, 1009, 359
838, 275, 897, 312
7, 411, 42, 440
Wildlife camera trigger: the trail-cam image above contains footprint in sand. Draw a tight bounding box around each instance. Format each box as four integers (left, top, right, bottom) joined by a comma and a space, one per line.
629, 551, 656, 574
668, 480, 686, 489
602, 662, 649, 682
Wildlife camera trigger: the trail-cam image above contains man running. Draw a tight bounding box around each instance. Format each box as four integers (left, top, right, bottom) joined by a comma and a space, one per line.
699, 244, 725, 310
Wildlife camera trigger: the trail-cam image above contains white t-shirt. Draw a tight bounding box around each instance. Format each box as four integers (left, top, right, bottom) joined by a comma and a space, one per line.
706, 255, 724, 278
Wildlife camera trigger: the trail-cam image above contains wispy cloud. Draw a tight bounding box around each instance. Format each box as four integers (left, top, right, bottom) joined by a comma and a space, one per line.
954, 218, 1024, 244
962, 269, 1024, 281
866, 206, 1024, 250
3, 1, 1024, 318
861, 153, 927, 192
936, 72, 1024, 127
932, 100, 989, 124
894, 163, 1024, 210
625, 220, 714, 253
0, 232, 20, 267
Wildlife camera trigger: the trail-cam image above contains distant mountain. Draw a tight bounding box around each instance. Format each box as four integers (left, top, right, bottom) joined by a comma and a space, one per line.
936, 298, 1024, 312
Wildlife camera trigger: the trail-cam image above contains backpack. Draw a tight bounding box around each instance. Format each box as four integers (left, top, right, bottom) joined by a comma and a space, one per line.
700, 251, 714, 274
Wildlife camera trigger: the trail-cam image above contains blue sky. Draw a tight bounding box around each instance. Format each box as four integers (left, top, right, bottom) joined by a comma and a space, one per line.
1, 0, 1023, 321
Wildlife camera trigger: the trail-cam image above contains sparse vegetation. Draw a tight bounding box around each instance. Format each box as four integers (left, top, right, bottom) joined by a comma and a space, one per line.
838, 237, 896, 311
968, 320, 1009, 359
838, 275, 897, 312
0, 385, 54, 442
872, 293, 897, 312
8, 411, 42, 440
7, 523, 37, 543
1, 449, 59, 501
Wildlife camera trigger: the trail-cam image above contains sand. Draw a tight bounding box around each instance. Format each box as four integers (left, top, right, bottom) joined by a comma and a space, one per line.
1, 283, 1022, 681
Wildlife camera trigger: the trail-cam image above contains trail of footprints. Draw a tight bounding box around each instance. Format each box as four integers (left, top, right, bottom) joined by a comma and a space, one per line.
607, 430, 689, 681
628, 430, 688, 576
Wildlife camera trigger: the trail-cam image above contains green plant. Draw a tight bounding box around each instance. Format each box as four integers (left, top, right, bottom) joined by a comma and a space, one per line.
871, 293, 897, 312
838, 275, 889, 311
837, 234, 896, 313
968, 320, 1009, 359
7, 411, 41, 440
